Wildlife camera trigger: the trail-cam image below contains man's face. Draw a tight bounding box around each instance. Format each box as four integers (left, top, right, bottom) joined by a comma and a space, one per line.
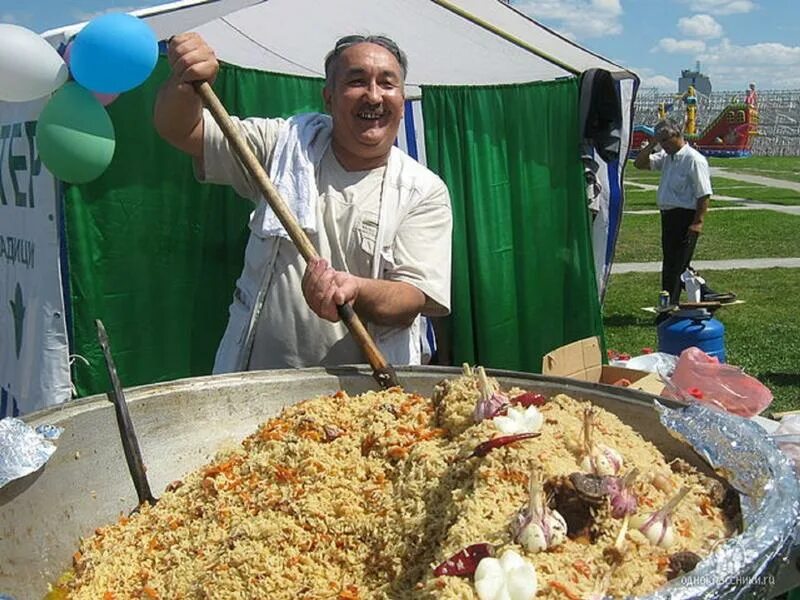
323, 42, 405, 168
659, 132, 683, 155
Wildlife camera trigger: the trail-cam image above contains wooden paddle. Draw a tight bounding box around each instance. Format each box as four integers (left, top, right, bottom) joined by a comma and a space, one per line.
192, 81, 399, 390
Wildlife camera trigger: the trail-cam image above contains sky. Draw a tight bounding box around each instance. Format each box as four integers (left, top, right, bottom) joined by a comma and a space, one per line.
513, 0, 800, 91
2, 0, 799, 92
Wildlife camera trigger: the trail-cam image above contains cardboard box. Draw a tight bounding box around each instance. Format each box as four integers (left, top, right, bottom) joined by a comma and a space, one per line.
542, 336, 664, 396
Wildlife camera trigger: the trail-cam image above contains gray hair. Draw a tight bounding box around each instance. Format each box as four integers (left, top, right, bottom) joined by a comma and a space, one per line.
654, 119, 683, 140
324, 35, 408, 88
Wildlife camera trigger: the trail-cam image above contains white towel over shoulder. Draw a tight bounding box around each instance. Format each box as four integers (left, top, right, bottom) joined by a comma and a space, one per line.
260, 112, 332, 238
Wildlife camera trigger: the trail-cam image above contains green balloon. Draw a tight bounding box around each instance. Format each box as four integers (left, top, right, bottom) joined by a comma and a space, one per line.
37, 82, 115, 184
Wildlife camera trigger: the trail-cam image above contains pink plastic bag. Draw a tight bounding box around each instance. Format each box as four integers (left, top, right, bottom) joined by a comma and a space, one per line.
665, 347, 773, 417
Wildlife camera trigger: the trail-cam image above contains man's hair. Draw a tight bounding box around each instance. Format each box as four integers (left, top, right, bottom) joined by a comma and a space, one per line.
324, 35, 408, 88
654, 119, 683, 140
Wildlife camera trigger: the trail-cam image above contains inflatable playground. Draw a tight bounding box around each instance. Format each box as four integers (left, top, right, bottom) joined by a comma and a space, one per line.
631, 84, 759, 158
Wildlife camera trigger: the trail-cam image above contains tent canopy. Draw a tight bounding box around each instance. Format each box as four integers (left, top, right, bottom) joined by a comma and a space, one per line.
44, 0, 632, 96
25, 0, 637, 400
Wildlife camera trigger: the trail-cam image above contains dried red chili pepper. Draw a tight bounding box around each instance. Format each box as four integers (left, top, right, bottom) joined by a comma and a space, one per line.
470, 432, 541, 458
511, 391, 547, 408
433, 542, 493, 577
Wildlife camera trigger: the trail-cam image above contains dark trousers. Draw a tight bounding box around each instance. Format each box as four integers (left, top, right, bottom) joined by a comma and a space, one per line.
660, 208, 699, 304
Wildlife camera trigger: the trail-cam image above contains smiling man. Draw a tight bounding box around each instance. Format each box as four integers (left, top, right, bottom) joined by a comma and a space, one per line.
154, 34, 452, 372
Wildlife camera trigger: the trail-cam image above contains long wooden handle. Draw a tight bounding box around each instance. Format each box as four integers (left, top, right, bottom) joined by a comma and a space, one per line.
193, 81, 398, 389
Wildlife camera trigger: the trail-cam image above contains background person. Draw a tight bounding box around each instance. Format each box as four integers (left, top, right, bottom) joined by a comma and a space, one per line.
154, 33, 452, 372
745, 82, 758, 107
634, 120, 734, 310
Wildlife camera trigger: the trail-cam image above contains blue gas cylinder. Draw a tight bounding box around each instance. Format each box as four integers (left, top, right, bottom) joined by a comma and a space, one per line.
657, 308, 726, 362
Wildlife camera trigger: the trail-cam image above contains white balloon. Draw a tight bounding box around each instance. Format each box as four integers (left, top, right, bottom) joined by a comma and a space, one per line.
0, 24, 69, 102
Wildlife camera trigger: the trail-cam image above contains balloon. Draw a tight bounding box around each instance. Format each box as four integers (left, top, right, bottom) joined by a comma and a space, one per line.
70, 13, 157, 94
62, 41, 120, 106
93, 91, 120, 106
37, 82, 115, 184
0, 24, 69, 102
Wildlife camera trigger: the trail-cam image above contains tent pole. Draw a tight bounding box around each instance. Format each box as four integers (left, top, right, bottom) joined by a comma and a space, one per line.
429, 0, 581, 76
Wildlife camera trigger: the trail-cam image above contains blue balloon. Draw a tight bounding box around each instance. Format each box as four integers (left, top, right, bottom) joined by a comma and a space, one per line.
70, 13, 158, 94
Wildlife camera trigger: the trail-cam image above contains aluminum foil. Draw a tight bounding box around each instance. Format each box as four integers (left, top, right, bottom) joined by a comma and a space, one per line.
0, 418, 62, 489
632, 402, 800, 600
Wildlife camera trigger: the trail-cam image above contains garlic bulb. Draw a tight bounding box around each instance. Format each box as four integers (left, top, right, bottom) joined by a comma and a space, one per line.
510, 469, 568, 553
630, 486, 690, 548
493, 405, 543, 435
580, 407, 623, 476
474, 367, 509, 423
474, 549, 538, 600
606, 468, 639, 519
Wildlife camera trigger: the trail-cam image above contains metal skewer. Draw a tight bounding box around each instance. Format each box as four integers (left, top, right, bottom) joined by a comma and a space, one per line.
96, 319, 156, 507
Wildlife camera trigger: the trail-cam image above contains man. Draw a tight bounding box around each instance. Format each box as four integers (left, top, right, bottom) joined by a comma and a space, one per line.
154, 33, 452, 372
634, 119, 733, 307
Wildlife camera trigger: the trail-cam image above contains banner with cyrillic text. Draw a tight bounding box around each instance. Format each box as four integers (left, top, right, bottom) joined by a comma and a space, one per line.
0, 99, 71, 417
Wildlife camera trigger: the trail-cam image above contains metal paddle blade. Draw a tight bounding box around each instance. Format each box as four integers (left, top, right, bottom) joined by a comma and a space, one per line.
95, 319, 156, 507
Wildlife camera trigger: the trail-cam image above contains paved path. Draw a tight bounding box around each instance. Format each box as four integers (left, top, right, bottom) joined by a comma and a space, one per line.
710, 167, 800, 192
613, 257, 800, 274
626, 204, 800, 215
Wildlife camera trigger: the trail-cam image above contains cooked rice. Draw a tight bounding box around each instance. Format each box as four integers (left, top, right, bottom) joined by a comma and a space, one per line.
57, 373, 735, 599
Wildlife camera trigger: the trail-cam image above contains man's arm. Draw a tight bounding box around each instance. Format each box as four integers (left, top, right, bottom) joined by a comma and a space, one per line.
302, 258, 425, 328
689, 195, 710, 234
153, 33, 219, 158
634, 138, 658, 170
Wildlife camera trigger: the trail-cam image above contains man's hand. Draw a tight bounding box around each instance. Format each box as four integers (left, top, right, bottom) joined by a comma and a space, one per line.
634, 137, 659, 170
154, 33, 218, 157
302, 258, 360, 322
167, 33, 219, 89
691, 196, 710, 236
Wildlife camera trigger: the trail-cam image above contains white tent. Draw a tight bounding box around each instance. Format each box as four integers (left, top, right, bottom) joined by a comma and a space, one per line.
43, 0, 638, 291
44, 0, 630, 94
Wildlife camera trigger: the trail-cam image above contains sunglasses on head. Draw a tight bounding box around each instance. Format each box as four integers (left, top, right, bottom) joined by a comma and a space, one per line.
333, 35, 398, 52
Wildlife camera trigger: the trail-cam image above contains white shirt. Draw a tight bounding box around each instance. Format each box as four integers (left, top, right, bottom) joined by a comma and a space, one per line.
649, 143, 713, 210
196, 111, 452, 372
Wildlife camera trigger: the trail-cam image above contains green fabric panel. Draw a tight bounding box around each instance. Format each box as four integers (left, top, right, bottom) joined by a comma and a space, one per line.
422, 79, 603, 372
65, 58, 324, 397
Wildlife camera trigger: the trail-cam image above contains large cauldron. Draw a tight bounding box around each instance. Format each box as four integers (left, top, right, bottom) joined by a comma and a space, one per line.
0, 366, 796, 598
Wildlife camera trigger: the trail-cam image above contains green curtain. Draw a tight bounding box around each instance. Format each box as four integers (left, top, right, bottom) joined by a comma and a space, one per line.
65, 58, 325, 397
422, 79, 603, 372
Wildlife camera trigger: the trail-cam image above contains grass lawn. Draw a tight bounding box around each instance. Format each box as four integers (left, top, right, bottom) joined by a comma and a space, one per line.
713, 177, 800, 205
603, 268, 800, 414
614, 209, 800, 262
624, 167, 800, 206
622, 189, 658, 210
624, 167, 661, 185
709, 156, 800, 183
